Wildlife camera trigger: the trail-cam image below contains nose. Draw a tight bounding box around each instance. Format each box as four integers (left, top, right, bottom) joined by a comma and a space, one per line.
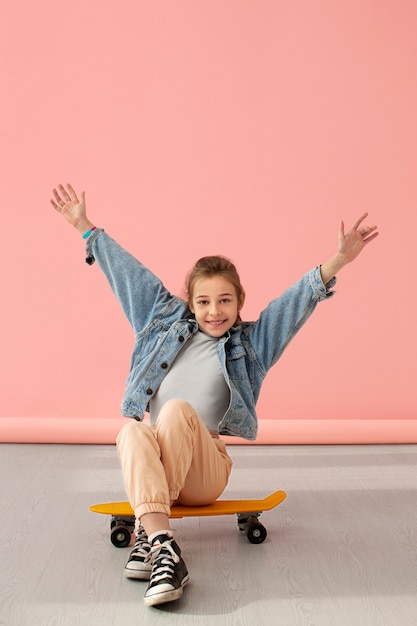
209, 302, 221, 316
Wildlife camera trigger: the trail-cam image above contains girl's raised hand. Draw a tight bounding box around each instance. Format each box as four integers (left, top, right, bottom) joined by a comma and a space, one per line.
51, 183, 93, 234
337, 212, 379, 264
319, 212, 379, 285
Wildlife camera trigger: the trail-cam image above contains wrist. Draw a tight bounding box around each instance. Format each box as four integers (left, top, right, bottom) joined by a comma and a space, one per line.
74, 217, 95, 236
330, 251, 349, 272
82, 226, 97, 239
320, 253, 348, 285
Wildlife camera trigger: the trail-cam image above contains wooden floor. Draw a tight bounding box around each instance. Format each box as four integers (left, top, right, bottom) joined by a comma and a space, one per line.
1, 442, 416, 626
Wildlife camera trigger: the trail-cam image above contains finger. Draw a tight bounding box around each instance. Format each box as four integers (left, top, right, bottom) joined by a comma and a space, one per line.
50, 199, 60, 210
338, 220, 345, 248
360, 225, 378, 238
52, 188, 63, 204
66, 183, 79, 202
59, 184, 72, 202
363, 231, 379, 244
351, 212, 369, 231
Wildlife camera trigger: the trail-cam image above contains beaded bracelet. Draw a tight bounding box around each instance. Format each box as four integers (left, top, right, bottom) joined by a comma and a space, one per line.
82, 226, 97, 239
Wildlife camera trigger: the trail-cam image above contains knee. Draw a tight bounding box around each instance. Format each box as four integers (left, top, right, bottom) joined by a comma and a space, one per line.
116, 420, 153, 449
156, 399, 199, 435
156, 399, 198, 429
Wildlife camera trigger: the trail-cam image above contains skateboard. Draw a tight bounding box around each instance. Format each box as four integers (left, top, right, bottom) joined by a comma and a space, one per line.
90, 489, 286, 547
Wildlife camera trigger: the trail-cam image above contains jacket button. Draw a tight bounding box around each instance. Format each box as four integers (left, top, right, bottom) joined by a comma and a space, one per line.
146, 388, 153, 395
161, 362, 168, 369
178, 336, 185, 342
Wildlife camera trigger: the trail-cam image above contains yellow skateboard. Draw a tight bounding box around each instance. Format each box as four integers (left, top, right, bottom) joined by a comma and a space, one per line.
90, 490, 286, 547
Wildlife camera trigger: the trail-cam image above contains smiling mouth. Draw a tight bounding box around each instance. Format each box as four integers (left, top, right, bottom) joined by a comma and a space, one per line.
207, 320, 226, 326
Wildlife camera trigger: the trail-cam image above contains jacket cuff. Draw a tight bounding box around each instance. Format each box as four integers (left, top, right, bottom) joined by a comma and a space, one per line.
310, 266, 337, 299
85, 228, 104, 265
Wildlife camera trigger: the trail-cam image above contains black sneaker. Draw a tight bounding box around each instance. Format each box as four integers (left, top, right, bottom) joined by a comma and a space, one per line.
144, 534, 189, 606
124, 523, 152, 580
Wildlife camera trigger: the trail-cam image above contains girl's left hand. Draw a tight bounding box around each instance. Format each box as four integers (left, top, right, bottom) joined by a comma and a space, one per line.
338, 213, 379, 264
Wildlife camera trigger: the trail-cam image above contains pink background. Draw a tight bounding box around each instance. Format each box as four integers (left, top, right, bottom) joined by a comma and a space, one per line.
1, 0, 416, 443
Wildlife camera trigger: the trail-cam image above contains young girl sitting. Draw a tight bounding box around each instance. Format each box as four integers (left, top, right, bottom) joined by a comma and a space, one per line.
51, 183, 378, 607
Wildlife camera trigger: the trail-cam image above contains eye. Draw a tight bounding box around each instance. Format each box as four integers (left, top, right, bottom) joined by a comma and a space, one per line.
197, 300, 209, 306
220, 298, 231, 304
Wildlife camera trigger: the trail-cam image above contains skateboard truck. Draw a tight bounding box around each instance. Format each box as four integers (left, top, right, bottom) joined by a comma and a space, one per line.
110, 516, 135, 548
237, 512, 267, 544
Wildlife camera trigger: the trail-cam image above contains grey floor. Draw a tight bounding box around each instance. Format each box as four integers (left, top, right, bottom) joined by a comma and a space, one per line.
1, 442, 416, 626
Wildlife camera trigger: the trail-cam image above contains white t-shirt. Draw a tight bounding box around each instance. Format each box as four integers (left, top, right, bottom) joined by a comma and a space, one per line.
149, 330, 230, 431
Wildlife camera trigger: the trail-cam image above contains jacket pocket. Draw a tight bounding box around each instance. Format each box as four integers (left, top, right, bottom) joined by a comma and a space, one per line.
226, 346, 248, 381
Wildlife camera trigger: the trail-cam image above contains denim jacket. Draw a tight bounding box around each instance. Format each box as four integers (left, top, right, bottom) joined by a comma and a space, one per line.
86, 229, 336, 441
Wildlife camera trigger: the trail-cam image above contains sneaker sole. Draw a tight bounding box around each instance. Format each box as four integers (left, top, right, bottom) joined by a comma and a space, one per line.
143, 575, 190, 607
124, 568, 151, 581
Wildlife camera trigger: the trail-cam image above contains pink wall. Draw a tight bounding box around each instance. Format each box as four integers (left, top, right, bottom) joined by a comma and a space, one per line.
1, 0, 416, 443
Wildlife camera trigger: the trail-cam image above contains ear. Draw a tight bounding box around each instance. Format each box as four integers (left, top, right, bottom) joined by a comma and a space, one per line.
238, 291, 246, 311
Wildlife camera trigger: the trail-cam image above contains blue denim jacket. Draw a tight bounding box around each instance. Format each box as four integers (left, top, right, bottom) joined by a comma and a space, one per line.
86, 229, 336, 440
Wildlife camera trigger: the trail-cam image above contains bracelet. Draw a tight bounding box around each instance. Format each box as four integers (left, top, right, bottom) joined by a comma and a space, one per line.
82, 226, 97, 239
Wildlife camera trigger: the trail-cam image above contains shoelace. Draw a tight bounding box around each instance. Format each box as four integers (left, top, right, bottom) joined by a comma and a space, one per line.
146, 540, 180, 583
131, 525, 150, 557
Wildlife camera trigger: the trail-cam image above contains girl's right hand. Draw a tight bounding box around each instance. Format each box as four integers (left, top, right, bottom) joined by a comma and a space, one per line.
51, 183, 94, 235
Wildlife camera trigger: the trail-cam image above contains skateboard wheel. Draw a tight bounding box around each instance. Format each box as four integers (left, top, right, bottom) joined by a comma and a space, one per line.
110, 525, 132, 548
246, 522, 267, 544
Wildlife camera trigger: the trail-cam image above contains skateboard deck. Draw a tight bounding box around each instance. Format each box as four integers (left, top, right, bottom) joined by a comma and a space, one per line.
90, 489, 286, 546
90, 490, 286, 519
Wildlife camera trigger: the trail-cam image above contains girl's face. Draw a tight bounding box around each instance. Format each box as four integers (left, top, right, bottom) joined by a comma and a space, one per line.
189, 275, 243, 337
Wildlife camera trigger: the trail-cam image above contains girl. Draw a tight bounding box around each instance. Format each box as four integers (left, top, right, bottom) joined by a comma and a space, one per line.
51, 183, 378, 607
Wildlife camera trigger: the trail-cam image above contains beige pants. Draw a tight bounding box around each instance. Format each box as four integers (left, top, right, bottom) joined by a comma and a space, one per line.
116, 399, 233, 519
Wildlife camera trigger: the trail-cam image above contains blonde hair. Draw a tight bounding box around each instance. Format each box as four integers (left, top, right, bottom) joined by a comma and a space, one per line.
186, 255, 245, 323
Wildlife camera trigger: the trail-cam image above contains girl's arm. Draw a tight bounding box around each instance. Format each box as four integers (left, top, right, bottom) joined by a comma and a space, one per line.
249, 212, 378, 373
248, 267, 334, 373
51, 184, 184, 333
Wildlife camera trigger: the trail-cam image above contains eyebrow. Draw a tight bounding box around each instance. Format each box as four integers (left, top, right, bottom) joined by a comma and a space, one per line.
195, 292, 234, 298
